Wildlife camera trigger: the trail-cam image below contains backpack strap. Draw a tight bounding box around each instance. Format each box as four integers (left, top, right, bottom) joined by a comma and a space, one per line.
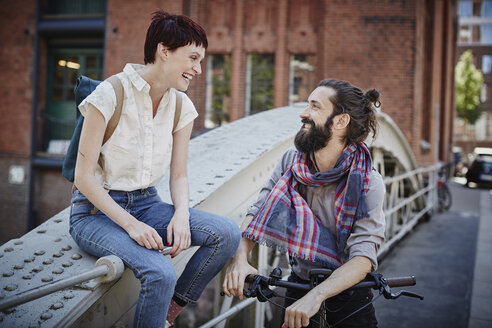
98, 75, 124, 172
173, 92, 182, 132
103, 75, 124, 145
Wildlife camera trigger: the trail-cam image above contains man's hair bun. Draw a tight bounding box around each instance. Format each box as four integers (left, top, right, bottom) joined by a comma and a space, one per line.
365, 89, 380, 102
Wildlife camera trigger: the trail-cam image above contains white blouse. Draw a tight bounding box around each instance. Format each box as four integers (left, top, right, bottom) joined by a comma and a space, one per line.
79, 63, 198, 191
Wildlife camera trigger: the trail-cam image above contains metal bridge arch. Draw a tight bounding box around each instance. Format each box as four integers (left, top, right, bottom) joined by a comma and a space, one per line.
0, 104, 439, 327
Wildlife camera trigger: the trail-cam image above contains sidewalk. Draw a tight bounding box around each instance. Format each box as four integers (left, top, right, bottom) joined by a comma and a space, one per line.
374, 181, 489, 328
468, 188, 492, 327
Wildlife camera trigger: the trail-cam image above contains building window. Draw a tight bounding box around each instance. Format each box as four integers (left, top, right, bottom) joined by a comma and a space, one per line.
481, 83, 487, 103
41, 50, 103, 154
481, 0, 492, 17
487, 112, 492, 137
40, 0, 106, 18
205, 54, 231, 129
459, 24, 492, 44
459, 1, 473, 17
289, 55, 316, 105
245, 54, 275, 116
483, 55, 492, 74
481, 24, 492, 44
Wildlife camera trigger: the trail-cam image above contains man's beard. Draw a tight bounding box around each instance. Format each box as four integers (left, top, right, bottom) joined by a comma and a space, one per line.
294, 117, 333, 154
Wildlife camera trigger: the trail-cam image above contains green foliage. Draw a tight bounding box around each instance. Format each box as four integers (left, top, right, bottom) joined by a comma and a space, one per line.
211, 56, 231, 125
249, 54, 274, 114
455, 50, 484, 124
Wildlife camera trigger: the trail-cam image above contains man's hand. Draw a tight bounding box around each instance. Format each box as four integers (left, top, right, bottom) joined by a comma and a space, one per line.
283, 293, 323, 328
223, 258, 258, 300
167, 211, 191, 257
125, 220, 164, 250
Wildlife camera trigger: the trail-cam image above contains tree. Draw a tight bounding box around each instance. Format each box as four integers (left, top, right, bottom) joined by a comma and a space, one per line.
455, 50, 484, 124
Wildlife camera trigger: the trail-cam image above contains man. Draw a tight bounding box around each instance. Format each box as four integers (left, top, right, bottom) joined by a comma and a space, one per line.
223, 79, 385, 328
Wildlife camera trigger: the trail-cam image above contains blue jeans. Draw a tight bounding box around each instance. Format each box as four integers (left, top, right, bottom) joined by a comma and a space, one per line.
69, 187, 240, 328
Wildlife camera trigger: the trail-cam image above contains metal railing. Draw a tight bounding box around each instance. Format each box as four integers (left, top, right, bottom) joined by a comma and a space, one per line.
0, 247, 172, 312
199, 163, 444, 328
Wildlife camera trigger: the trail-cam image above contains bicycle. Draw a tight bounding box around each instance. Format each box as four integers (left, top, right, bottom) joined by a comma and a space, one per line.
241, 267, 423, 328
437, 167, 452, 212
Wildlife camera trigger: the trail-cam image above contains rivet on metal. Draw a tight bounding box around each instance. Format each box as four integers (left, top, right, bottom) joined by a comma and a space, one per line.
51, 302, 64, 310
71, 254, 82, 260
32, 266, 44, 273
3, 271, 14, 277
24, 256, 36, 263
53, 252, 64, 258
62, 261, 73, 268
4, 247, 14, 252
54, 238, 62, 242
14, 263, 24, 270
23, 274, 33, 280
43, 259, 54, 265
4, 284, 18, 291
41, 276, 54, 282
14, 240, 23, 245
36, 229, 47, 234
64, 292, 74, 299
34, 250, 46, 256
62, 245, 72, 251
52, 268, 64, 275
40, 312, 53, 320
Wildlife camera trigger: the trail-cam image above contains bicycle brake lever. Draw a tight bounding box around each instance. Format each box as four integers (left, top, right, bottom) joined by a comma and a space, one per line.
399, 290, 424, 300
384, 289, 424, 300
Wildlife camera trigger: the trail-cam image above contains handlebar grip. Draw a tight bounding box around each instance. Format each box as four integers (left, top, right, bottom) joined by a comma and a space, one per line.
385, 276, 416, 287
245, 274, 257, 283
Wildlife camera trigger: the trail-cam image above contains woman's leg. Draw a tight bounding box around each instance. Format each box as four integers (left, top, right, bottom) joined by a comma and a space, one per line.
137, 199, 240, 304
69, 191, 176, 328
174, 207, 240, 303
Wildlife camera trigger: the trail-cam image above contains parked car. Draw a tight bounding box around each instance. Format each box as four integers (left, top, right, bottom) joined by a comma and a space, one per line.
465, 147, 492, 187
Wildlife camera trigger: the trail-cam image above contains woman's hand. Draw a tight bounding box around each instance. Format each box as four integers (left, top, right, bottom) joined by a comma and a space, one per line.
282, 293, 323, 328
222, 256, 258, 300
167, 209, 191, 257
125, 220, 164, 251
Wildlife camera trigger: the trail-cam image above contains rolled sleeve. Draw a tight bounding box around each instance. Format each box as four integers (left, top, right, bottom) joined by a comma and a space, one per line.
346, 170, 386, 271
78, 81, 116, 125
173, 92, 198, 132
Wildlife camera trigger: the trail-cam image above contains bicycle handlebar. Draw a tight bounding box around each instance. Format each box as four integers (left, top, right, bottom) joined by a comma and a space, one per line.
245, 274, 416, 290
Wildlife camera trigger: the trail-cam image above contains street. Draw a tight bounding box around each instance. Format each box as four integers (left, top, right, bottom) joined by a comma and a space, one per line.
375, 181, 490, 328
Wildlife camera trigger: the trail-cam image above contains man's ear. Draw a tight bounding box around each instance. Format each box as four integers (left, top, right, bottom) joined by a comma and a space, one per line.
334, 113, 350, 129
156, 43, 169, 61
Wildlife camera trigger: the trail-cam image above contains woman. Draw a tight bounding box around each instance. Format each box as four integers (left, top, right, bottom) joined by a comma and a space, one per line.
69, 10, 240, 328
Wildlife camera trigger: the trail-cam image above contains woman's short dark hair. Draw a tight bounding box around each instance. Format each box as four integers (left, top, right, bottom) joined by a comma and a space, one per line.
318, 79, 380, 144
144, 10, 208, 64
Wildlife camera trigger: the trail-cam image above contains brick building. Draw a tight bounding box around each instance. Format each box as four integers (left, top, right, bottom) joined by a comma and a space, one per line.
0, 0, 457, 243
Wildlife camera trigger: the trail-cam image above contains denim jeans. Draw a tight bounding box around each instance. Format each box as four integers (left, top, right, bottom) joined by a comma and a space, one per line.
282, 272, 378, 328
69, 187, 240, 328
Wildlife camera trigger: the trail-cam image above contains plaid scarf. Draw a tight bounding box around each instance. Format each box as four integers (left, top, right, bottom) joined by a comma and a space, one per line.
242, 143, 372, 269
